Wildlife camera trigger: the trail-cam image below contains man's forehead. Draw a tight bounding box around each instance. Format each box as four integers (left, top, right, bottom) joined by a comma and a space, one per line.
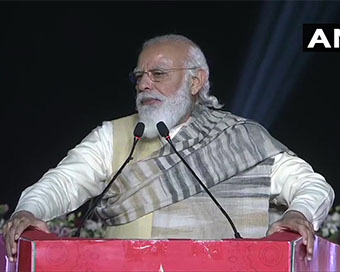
137, 42, 189, 68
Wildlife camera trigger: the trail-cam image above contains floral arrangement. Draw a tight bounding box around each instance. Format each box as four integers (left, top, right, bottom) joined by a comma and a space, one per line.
0, 204, 106, 238
0, 204, 9, 234
318, 205, 340, 244
1, 203, 340, 243
47, 211, 107, 238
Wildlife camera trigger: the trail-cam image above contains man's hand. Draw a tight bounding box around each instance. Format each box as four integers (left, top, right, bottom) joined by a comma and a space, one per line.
2, 211, 50, 262
267, 210, 315, 261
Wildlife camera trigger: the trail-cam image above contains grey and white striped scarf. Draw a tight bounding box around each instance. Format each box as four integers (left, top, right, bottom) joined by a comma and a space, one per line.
97, 104, 292, 226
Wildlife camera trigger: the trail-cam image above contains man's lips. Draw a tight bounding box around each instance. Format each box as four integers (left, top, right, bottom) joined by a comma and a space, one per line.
141, 98, 162, 105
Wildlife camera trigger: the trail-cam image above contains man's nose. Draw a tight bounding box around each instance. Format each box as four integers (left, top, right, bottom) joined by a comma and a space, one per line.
137, 72, 153, 91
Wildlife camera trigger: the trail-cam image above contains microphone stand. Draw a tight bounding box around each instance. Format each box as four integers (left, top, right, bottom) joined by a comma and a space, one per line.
157, 121, 242, 239
74, 123, 144, 237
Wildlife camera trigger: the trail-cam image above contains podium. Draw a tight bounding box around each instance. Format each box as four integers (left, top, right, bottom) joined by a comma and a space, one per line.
1, 229, 339, 271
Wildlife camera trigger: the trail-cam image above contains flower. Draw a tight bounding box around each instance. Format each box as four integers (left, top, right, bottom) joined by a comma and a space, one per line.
0, 204, 9, 234
0, 204, 9, 216
319, 205, 340, 243
47, 211, 106, 238
0, 203, 106, 238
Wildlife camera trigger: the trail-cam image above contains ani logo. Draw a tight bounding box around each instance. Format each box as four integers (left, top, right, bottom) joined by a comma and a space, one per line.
303, 24, 340, 51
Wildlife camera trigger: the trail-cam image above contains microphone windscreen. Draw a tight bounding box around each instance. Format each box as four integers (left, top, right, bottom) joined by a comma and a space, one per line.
134, 122, 145, 138
156, 121, 169, 137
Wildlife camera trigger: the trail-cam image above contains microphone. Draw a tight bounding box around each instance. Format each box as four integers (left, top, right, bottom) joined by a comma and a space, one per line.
75, 122, 145, 237
156, 121, 242, 239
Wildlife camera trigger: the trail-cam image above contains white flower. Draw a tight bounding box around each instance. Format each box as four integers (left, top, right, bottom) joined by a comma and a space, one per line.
320, 205, 340, 239
0, 219, 4, 234
85, 220, 101, 231
68, 213, 75, 221
330, 213, 340, 226
321, 227, 329, 237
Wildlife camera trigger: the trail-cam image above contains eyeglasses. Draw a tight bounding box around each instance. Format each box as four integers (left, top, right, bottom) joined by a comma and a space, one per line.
129, 67, 200, 85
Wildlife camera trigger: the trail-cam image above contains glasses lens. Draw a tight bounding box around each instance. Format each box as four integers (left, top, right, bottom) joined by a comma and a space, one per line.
150, 69, 168, 82
129, 72, 136, 85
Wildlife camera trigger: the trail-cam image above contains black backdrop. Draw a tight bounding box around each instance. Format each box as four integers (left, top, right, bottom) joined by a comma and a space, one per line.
1, 1, 339, 217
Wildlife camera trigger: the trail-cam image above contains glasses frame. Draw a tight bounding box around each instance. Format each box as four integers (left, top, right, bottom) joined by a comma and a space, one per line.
129, 67, 200, 85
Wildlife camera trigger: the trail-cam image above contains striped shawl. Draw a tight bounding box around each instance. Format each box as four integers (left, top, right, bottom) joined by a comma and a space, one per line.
96, 104, 292, 228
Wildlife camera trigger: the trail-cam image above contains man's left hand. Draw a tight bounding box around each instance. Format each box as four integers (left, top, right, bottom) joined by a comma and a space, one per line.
267, 210, 315, 261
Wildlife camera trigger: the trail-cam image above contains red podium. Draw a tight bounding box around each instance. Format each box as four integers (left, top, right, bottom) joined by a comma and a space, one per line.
1, 229, 339, 271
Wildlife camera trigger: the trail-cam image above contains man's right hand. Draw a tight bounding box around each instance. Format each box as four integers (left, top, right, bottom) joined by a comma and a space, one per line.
2, 211, 50, 262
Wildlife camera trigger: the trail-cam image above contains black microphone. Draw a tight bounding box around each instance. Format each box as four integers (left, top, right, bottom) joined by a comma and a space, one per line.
75, 122, 145, 237
156, 121, 242, 239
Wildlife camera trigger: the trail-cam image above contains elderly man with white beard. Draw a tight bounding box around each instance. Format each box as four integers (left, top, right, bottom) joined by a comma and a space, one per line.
3, 34, 335, 263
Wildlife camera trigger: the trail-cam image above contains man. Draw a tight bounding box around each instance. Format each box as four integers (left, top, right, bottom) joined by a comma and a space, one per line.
3, 34, 334, 263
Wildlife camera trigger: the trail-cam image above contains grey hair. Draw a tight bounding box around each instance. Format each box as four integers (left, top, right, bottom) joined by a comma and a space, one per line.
142, 34, 224, 109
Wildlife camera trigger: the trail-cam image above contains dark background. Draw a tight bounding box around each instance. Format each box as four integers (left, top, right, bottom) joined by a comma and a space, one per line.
1, 1, 339, 217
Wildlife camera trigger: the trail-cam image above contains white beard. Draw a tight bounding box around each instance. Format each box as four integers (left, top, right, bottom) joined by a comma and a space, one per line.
136, 79, 194, 139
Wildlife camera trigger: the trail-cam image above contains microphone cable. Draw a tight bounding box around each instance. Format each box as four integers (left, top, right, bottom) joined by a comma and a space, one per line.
75, 122, 145, 237
156, 121, 242, 239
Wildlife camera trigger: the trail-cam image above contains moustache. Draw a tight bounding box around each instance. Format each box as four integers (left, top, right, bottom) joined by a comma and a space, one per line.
136, 92, 166, 105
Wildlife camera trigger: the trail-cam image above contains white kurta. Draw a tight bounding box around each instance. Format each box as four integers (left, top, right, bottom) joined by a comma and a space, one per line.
14, 120, 334, 236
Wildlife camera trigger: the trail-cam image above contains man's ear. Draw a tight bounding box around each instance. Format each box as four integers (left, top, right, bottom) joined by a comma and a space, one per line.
190, 69, 207, 96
